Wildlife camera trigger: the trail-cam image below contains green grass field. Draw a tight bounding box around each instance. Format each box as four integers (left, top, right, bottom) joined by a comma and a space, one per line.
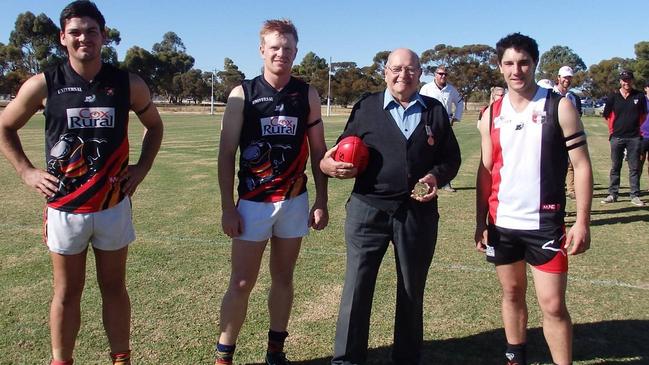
1, 111, 648, 365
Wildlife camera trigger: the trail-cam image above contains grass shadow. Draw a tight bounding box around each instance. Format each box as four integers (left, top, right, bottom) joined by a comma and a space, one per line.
280, 320, 648, 365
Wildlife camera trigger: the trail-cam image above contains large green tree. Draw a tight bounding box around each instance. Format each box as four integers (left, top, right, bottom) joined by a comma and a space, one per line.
174, 68, 210, 104
152, 32, 194, 103
586, 57, 632, 98
9, 12, 62, 74
330, 62, 383, 107
372, 50, 390, 75
537, 45, 587, 85
100, 27, 122, 66
632, 41, 649, 86
215, 58, 245, 102
421, 44, 501, 104
122, 46, 157, 91
292, 51, 329, 100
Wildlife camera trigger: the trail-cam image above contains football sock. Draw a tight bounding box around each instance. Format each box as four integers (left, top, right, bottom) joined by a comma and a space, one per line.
505, 343, 527, 365
215, 342, 236, 365
267, 329, 288, 353
50, 360, 74, 365
110, 350, 131, 365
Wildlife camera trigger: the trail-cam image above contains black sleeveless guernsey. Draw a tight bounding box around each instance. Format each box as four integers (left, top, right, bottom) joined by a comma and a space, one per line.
237, 75, 311, 202
43, 62, 131, 213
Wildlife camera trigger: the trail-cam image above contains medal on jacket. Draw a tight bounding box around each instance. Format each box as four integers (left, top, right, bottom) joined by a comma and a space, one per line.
425, 125, 435, 146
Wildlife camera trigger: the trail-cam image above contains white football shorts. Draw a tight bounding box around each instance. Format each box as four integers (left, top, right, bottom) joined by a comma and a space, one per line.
236, 192, 309, 242
45, 197, 136, 255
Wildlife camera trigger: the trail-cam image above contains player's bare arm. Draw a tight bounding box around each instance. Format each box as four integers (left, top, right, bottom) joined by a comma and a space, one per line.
474, 109, 493, 252
0, 73, 59, 198
306, 85, 329, 230
558, 98, 592, 255
120, 73, 164, 197
218, 86, 245, 237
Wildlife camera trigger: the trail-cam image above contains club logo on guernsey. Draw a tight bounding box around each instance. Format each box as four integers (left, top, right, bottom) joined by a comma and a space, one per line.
261, 116, 297, 136
67, 107, 115, 129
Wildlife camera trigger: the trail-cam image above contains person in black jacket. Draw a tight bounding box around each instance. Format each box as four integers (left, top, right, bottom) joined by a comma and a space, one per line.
320, 48, 461, 365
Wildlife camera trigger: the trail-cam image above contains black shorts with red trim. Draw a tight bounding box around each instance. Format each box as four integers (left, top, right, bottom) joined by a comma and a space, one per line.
485, 224, 568, 273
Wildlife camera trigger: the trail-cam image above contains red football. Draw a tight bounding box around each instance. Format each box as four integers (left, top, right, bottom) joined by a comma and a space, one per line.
334, 135, 369, 173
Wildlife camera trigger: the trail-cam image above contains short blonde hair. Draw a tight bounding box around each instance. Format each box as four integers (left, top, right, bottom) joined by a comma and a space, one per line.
260, 19, 298, 45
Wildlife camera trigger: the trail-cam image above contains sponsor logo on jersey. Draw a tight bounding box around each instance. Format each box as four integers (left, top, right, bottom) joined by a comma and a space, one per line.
84, 94, 96, 103
104, 87, 115, 96
66, 107, 115, 129
514, 123, 524, 130
251, 96, 273, 105
261, 116, 297, 136
57, 87, 82, 95
275, 103, 285, 112
541, 203, 560, 211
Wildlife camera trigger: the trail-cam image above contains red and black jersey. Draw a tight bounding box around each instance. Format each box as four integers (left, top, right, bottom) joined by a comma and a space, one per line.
43, 62, 130, 213
488, 88, 567, 230
603, 89, 647, 138
237, 76, 311, 202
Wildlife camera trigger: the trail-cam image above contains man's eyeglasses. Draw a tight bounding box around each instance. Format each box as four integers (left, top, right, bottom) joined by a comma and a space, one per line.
436, 72, 448, 76
387, 66, 420, 75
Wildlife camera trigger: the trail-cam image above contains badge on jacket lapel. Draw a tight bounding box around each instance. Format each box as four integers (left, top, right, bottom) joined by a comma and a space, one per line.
425, 125, 435, 146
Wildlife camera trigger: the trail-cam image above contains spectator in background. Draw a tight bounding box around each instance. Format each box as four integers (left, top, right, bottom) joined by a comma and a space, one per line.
420, 65, 464, 192
553, 66, 582, 116
554, 66, 583, 200
537, 79, 555, 89
639, 81, 649, 190
478, 86, 506, 126
601, 70, 648, 207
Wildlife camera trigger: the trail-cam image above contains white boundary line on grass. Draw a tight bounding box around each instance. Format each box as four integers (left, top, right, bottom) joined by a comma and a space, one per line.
5, 226, 648, 291
150, 235, 649, 291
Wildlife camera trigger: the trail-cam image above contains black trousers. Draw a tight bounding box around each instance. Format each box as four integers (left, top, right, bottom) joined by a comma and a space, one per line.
332, 195, 439, 365
608, 136, 642, 197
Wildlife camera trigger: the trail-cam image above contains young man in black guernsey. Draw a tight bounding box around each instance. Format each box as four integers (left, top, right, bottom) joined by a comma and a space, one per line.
0, 2, 163, 364
215, 19, 328, 365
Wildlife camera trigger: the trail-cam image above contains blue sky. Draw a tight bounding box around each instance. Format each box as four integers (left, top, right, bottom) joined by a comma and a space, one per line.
1, 0, 647, 82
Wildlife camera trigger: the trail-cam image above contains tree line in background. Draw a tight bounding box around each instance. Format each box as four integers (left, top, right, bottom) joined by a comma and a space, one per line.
1, 11, 648, 106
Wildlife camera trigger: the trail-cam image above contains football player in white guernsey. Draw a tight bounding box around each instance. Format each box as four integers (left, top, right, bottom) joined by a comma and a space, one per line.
474, 33, 592, 365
